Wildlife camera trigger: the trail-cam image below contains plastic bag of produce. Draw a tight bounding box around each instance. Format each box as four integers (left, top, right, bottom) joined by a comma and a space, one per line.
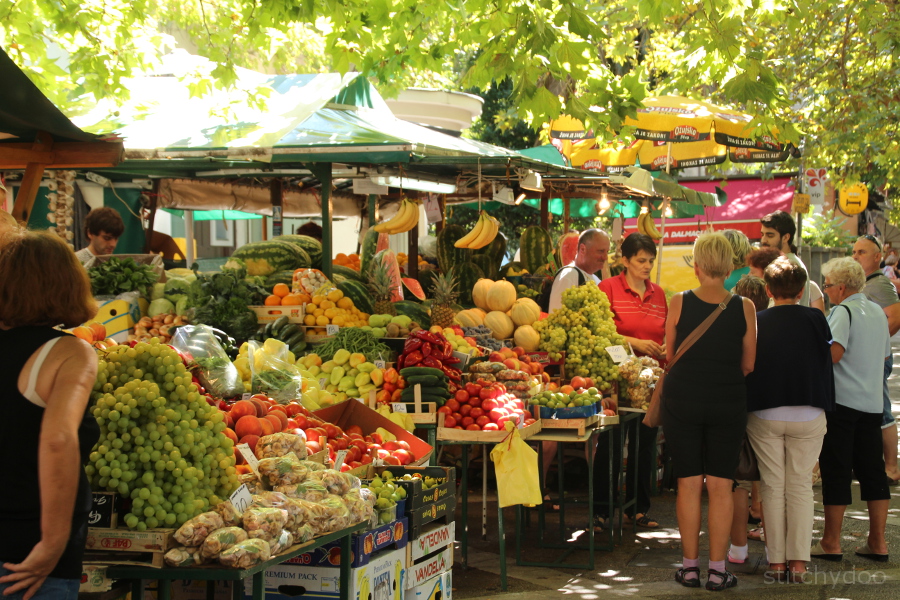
284, 497, 331, 534
306, 469, 360, 495
293, 522, 316, 543
292, 269, 330, 295
249, 340, 303, 403
200, 526, 249, 560
172, 325, 244, 398
241, 507, 288, 542
215, 501, 243, 527
276, 480, 329, 502
342, 488, 376, 526
257, 454, 309, 487
218, 538, 272, 569
173, 511, 225, 547
238, 473, 264, 494
249, 491, 290, 510
164, 546, 206, 567
318, 495, 352, 533
256, 432, 308, 460
301, 460, 326, 472
269, 530, 295, 556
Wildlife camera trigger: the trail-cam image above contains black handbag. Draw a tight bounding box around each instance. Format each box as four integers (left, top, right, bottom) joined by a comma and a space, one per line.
735, 435, 760, 481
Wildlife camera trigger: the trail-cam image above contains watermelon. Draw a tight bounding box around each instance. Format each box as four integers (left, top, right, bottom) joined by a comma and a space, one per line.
474, 233, 507, 277
265, 270, 295, 288
332, 264, 365, 284
557, 231, 580, 268
230, 240, 308, 277
394, 301, 431, 329
455, 262, 484, 306
471, 254, 497, 280
417, 267, 439, 296
436, 225, 472, 275
359, 228, 381, 276
274, 235, 322, 268
520, 227, 554, 274
375, 249, 404, 302
336, 280, 375, 314
402, 277, 426, 300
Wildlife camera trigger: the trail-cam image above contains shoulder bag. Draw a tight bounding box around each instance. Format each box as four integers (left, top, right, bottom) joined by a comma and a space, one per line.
643, 293, 733, 428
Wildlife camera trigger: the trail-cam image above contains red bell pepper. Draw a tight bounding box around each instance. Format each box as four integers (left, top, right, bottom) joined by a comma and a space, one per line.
404, 338, 423, 352
421, 355, 442, 369
404, 350, 424, 366
421, 342, 433, 357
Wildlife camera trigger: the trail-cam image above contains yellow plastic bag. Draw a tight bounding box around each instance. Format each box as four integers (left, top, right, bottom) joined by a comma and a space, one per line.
490, 423, 542, 508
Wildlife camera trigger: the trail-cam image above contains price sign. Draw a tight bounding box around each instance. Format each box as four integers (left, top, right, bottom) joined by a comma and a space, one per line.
236, 444, 260, 473
374, 360, 386, 369
319, 378, 328, 389
241, 393, 252, 401
326, 324, 340, 336
424, 195, 443, 224
334, 450, 348, 470
605, 345, 630, 364
391, 403, 408, 413
373, 458, 385, 467
229, 484, 253, 513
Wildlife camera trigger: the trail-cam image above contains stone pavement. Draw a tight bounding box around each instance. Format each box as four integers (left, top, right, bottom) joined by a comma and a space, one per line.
445, 340, 900, 599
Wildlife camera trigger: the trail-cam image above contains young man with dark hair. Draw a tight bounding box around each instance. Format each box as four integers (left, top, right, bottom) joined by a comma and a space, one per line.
75, 207, 124, 264
759, 210, 815, 308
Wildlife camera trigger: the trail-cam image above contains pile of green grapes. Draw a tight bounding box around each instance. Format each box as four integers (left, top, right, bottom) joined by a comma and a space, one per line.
85, 339, 239, 531
533, 283, 625, 390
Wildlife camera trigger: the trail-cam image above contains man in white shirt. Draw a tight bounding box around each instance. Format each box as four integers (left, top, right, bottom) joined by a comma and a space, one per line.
74, 207, 124, 265
546, 229, 610, 312
852, 234, 900, 483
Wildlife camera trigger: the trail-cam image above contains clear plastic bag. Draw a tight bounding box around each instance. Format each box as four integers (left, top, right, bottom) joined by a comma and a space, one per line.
306, 469, 359, 495
285, 497, 331, 535
256, 432, 308, 460
258, 454, 310, 488
293, 523, 316, 543
215, 501, 243, 527
241, 507, 288, 542
173, 511, 225, 547
342, 488, 375, 527
218, 538, 271, 568
238, 473, 264, 494
318, 495, 351, 533
249, 340, 303, 403
164, 546, 206, 567
276, 480, 328, 502
172, 325, 244, 398
200, 526, 249, 560
269, 529, 295, 556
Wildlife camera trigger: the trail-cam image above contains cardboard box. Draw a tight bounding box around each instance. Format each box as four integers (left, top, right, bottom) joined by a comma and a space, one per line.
88, 492, 120, 529
374, 466, 456, 510
406, 522, 455, 565
405, 570, 451, 600
250, 305, 305, 324
247, 546, 406, 600
80, 564, 114, 593
405, 547, 453, 590
407, 496, 455, 539
314, 400, 433, 465
288, 518, 408, 568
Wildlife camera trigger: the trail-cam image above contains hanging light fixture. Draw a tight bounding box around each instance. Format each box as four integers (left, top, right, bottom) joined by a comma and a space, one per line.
598, 185, 610, 212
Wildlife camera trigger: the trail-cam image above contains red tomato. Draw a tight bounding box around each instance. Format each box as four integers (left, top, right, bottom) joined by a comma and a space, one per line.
475, 415, 490, 427
469, 407, 484, 419
445, 399, 461, 412
461, 416, 474, 427
465, 383, 481, 397
455, 390, 470, 402
437, 406, 453, 415
459, 404, 472, 416
482, 423, 500, 431
465, 423, 481, 431
490, 408, 508, 422
444, 416, 457, 428
481, 399, 498, 412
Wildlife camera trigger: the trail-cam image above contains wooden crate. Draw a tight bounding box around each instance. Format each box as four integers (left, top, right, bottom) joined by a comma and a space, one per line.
539, 413, 619, 436
393, 384, 438, 425
436, 413, 542, 442
84, 528, 176, 568
249, 305, 305, 324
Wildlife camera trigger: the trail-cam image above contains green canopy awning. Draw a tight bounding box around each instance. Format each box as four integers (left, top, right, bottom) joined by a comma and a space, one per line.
162, 208, 262, 220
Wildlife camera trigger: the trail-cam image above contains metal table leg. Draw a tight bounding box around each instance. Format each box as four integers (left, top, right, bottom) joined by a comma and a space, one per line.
252, 572, 264, 600
557, 440, 565, 537
232, 578, 244, 600
131, 580, 143, 600
340, 527, 352, 600
497, 497, 507, 591
460, 444, 469, 569
206, 579, 215, 600
159, 579, 172, 600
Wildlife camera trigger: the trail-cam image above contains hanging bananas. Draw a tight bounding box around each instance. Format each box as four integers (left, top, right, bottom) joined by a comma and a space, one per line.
374, 197, 420, 234
637, 208, 663, 241
455, 210, 500, 249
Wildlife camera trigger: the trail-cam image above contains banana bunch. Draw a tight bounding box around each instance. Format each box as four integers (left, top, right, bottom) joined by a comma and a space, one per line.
454, 210, 500, 249
637, 209, 662, 241
374, 197, 419, 234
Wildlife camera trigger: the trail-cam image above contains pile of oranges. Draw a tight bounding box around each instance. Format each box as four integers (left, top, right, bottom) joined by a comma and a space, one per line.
333, 253, 361, 271
396, 252, 429, 274
264, 283, 305, 306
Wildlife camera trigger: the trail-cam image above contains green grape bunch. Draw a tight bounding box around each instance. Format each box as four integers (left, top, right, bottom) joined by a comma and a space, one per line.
535, 284, 626, 389
84, 339, 239, 531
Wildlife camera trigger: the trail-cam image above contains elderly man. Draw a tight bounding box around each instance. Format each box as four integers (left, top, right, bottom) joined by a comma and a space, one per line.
813, 257, 890, 562
851, 235, 900, 483
544, 228, 610, 312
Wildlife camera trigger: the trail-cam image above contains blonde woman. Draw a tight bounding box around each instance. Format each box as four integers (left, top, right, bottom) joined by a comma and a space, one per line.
722, 229, 752, 290
664, 233, 757, 591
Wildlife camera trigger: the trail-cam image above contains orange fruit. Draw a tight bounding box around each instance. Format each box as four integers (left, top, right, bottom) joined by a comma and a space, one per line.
87, 322, 107, 341
72, 326, 94, 343
272, 283, 290, 298
282, 294, 304, 306
337, 297, 354, 309
304, 314, 317, 326
326, 289, 343, 302
264, 295, 282, 306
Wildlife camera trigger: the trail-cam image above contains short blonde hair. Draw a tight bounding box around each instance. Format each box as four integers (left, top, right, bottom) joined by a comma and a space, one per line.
822, 257, 865, 292
693, 233, 734, 279
722, 229, 752, 269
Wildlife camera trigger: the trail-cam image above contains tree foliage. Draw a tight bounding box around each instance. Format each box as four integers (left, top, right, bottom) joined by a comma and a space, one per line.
2, 0, 898, 189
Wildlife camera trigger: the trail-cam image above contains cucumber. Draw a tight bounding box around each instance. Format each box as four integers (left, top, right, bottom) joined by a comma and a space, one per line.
271, 315, 290, 337
400, 367, 445, 379
263, 322, 275, 339
290, 341, 308, 355
283, 330, 306, 348
405, 375, 444, 387
278, 323, 301, 341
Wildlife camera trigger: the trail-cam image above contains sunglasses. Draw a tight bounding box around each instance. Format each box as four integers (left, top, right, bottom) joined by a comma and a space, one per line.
858, 234, 883, 251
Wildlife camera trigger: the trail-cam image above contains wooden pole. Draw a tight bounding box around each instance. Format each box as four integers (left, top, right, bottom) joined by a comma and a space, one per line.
408, 195, 420, 280
11, 132, 53, 224
143, 181, 159, 254
310, 164, 334, 280
271, 179, 284, 237
540, 190, 550, 230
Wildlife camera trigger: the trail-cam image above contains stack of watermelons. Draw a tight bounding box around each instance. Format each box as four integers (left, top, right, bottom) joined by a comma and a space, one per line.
231, 235, 324, 283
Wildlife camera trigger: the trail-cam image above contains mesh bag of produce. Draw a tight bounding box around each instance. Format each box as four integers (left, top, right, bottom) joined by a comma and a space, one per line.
173, 511, 225, 547
258, 453, 309, 487
164, 546, 205, 568
218, 538, 272, 569
241, 507, 288, 542
256, 432, 308, 460
269, 529, 295, 556
200, 526, 249, 560
306, 469, 359, 495
215, 501, 243, 527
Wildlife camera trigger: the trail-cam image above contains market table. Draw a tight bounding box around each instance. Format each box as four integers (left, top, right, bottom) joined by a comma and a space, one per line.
107, 521, 367, 600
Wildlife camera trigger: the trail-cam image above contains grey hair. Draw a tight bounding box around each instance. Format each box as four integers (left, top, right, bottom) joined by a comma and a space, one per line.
821, 257, 865, 291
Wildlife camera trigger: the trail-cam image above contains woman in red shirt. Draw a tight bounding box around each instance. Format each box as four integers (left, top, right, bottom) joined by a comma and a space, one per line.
594, 233, 668, 529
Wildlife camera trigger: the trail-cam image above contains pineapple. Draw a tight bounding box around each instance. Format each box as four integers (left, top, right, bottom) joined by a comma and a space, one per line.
368, 260, 397, 316
430, 270, 459, 328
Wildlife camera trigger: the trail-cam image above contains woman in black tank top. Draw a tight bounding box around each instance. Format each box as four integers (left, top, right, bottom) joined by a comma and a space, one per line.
662, 234, 757, 591
0, 231, 100, 600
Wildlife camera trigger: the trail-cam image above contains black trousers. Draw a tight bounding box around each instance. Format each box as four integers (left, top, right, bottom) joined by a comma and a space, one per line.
820, 404, 890, 506
593, 421, 658, 517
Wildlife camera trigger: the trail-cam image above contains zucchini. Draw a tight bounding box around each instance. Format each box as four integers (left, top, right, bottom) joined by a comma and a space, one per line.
263, 322, 275, 339
283, 330, 306, 348
405, 375, 444, 387
400, 367, 445, 379
290, 341, 307, 355
278, 323, 301, 341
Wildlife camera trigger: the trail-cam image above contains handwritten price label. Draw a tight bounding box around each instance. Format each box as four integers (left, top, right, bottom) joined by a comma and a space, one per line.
326, 324, 339, 336
229, 485, 253, 513
374, 360, 386, 369
241, 393, 252, 401
236, 444, 260, 474
334, 450, 348, 470
391, 403, 408, 413
605, 345, 630, 364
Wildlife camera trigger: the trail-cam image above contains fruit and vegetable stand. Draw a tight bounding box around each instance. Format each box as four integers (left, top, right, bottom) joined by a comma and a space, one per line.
106, 520, 367, 600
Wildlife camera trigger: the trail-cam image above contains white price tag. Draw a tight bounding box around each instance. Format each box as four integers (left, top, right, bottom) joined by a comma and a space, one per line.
241, 393, 252, 401
236, 444, 260, 473
334, 450, 348, 469
319, 378, 329, 389
326, 324, 339, 336
391, 402, 408, 413
355, 397, 366, 403
424, 195, 443, 224
605, 345, 630, 364
373, 458, 385, 467
229, 484, 253, 513
374, 360, 386, 370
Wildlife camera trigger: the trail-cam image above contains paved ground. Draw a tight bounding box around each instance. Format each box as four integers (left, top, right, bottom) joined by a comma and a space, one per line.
445, 340, 900, 599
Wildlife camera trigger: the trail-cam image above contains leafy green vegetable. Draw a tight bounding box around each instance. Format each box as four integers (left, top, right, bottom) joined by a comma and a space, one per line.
88, 257, 159, 297
187, 264, 268, 342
